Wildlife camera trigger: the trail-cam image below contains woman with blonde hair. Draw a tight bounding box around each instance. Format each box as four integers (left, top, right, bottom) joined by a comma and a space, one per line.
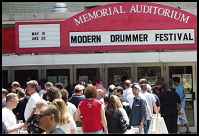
105, 95, 129, 133
52, 98, 76, 134
113, 95, 129, 125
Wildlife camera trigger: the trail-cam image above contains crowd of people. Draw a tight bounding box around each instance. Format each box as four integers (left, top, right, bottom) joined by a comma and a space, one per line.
2, 77, 190, 134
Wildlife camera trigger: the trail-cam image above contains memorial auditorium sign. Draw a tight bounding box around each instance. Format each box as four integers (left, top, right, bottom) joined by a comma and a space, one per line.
73, 4, 190, 26
16, 2, 197, 54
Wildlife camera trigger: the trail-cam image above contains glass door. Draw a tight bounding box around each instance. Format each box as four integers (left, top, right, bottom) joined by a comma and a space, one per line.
108, 67, 131, 86
46, 69, 70, 88
169, 66, 195, 127
76, 68, 100, 84
14, 70, 39, 88
137, 66, 162, 85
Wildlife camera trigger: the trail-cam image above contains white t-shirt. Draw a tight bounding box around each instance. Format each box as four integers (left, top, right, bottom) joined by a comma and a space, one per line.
38, 89, 46, 98
118, 107, 129, 125
57, 117, 77, 134
24, 92, 45, 121
67, 102, 77, 118
127, 94, 135, 110
140, 91, 156, 120
123, 87, 133, 102
2, 107, 19, 133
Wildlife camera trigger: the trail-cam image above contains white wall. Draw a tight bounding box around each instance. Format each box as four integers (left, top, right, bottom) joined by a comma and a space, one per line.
2, 51, 197, 66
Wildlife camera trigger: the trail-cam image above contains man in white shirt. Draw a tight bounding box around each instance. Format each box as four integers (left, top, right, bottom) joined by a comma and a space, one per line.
123, 80, 134, 102
139, 79, 157, 134
24, 80, 46, 121
2, 93, 24, 133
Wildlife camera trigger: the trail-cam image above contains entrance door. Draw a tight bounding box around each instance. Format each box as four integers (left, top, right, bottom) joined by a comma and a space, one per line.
108, 67, 131, 86
46, 69, 70, 88
14, 70, 38, 88
168, 66, 195, 128
137, 66, 162, 85
76, 68, 100, 83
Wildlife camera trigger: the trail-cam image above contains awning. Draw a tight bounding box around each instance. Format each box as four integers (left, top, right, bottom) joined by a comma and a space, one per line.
2, 51, 197, 67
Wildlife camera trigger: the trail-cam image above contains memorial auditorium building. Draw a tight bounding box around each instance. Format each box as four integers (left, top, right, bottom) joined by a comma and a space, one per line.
2, 2, 197, 132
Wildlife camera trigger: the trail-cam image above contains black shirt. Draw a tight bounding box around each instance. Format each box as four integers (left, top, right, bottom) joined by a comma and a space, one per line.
160, 90, 181, 116
105, 109, 125, 133
13, 96, 30, 122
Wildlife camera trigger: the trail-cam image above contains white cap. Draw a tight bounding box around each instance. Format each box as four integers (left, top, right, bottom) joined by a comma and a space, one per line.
132, 84, 141, 91
11, 81, 20, 87
109, 84, 115, 90
75, 84, 85, 91
2, 88, 8, 92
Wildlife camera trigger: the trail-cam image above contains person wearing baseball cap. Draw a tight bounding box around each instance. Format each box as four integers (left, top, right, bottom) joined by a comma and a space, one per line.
11, 81, 21, 93
139, 78, 157, 134
129, 83, 147, 134
123, 80, 133, 102
127, 83, 141, 110
69, 84, 85, 108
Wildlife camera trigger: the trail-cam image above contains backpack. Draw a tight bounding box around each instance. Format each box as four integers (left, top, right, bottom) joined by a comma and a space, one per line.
129, 97, 146, 126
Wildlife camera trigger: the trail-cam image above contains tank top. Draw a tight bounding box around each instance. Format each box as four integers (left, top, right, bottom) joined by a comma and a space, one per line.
79, 98, 103, 132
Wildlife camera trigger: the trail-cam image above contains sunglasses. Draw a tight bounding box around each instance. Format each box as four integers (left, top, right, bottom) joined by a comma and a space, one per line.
38, 113, 51, 118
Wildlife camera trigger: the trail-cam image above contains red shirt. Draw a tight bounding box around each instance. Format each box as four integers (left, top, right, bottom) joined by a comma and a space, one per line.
79, 98, 103, 132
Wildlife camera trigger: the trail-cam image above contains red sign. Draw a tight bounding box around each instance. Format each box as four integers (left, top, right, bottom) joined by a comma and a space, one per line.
14, 2, 196, 54
2, 27, 16, 53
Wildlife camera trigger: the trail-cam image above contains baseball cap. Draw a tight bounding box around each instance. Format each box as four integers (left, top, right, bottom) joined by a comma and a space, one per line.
139, 79, 148, 85
11, 81, 20, 87
75, 84, 85, 91
132, 84, 141, 91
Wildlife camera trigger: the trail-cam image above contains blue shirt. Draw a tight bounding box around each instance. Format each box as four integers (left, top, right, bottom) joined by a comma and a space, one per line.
69, 95, 85, 108
175, 83, 186, 108
176, 83, 185, 101
49, 127, 65, 134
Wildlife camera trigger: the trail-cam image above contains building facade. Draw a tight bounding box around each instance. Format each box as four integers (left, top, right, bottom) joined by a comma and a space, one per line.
2, 2, 197, 132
